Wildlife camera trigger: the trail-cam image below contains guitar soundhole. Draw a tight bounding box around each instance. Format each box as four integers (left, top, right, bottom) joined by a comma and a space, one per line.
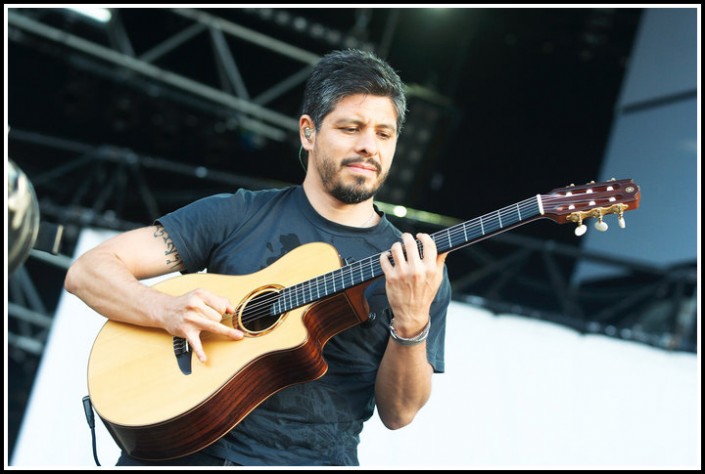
238, 287, 283, 336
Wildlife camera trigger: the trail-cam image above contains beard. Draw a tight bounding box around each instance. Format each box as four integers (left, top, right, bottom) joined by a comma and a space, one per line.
316, 155, 388, 204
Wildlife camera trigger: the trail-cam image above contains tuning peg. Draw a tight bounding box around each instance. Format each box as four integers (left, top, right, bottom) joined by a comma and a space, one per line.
594, 217, 608, 232
618, 209, 626, 229
573, 215, 587, 236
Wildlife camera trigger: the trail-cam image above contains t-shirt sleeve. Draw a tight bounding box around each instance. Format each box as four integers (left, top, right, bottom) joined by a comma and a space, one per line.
155, 192, 246, 273
426, 265, 452, 374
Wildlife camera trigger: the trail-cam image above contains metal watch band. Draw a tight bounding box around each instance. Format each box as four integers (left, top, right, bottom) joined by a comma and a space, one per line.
389, 318, 430, 346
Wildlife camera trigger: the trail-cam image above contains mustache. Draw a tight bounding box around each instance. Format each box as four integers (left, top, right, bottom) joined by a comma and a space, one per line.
340, 157, 381, 174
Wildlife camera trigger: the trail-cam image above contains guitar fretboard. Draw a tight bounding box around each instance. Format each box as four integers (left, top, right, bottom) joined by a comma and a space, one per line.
271, 196, 542, 315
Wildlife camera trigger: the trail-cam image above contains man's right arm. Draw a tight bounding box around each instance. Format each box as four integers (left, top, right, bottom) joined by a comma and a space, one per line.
64, 225, 243, 362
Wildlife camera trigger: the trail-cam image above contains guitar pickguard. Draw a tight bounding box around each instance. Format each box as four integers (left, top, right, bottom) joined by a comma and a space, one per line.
173, 337, 192, 375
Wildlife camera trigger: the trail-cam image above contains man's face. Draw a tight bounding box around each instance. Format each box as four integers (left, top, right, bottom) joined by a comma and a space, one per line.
311, 94, 398, 204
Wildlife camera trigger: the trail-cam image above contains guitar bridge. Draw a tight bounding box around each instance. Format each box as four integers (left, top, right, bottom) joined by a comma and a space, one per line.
173, 336, 192, 375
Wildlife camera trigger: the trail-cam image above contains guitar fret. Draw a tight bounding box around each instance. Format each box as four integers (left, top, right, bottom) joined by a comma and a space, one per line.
474, 220, 484, 239
509, 204, 519, 225
516, 202, 522, 221
497, 210, 503, 228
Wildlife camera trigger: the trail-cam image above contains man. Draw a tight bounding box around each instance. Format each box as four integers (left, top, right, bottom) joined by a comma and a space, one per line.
65, 49, 452, 466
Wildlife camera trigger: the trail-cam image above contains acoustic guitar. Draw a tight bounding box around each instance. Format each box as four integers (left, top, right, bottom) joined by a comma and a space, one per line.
86, 178, 640, 460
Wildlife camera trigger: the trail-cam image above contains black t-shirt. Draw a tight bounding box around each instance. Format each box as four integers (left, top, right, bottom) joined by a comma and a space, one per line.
157, 185, 451, 466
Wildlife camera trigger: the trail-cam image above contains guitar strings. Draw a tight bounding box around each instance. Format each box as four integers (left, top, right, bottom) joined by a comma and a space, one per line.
223, 192, 619, 327
224, 197, 539, 327
227, 195, 567, 326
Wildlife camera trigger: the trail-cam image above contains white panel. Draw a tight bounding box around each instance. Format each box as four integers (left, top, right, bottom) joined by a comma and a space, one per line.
618, 8, 697, 108
573, 7, 698, 284
573, 97, 697, 283
358, 304, 699, 467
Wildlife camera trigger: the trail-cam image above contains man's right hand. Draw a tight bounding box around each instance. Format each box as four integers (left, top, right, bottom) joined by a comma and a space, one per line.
160, 289, 244, 363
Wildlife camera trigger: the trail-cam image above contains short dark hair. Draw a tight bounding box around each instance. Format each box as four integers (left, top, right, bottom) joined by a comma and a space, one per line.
301, 49, 407, 134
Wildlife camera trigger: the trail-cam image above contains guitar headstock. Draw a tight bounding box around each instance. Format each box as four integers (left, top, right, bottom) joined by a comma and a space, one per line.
541, 178, 640, 236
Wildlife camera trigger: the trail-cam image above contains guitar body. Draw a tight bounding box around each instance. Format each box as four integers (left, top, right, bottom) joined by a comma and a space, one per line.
87, 242, 371, 460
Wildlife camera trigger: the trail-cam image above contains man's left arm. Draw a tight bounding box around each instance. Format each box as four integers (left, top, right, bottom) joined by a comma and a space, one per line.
375, 233, 449, 429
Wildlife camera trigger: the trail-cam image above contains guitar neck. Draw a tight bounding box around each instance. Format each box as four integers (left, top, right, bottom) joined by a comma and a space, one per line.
430, 195, 542, 254
272, 195, 543, 314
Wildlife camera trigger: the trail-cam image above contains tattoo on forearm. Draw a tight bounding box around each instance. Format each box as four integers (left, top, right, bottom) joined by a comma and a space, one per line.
153, 225, 183, 269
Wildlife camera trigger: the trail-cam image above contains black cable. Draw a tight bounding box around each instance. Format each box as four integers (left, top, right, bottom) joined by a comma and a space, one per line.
298, 146, 309, 173
82, 395, 101, 466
